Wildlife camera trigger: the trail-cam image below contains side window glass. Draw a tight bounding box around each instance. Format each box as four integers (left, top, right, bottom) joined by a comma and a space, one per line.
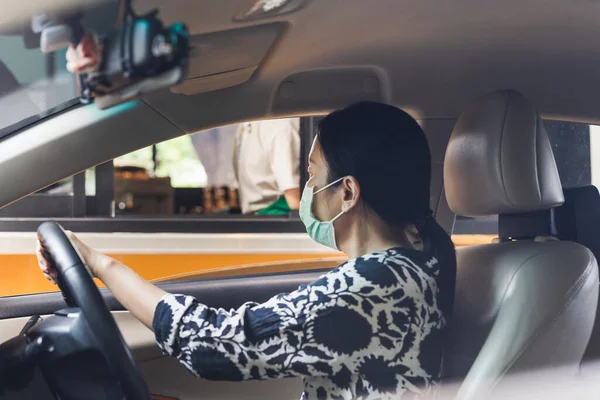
0, 118, 303, 219
110, 118, 302, 217
114, 134, 211, 215
546, 121, 591, 188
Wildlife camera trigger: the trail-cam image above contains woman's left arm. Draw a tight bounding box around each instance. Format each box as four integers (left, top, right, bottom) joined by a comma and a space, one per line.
152, 277, 342, 381
38, 233, 350, 381
97, 260, 167, 329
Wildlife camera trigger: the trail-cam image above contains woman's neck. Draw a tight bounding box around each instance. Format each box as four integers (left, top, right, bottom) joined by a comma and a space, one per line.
339, 216, 413, 259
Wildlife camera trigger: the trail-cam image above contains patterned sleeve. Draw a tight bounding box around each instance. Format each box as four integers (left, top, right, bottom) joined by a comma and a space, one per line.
152, 273, 346, 381
152, 255, 434, 385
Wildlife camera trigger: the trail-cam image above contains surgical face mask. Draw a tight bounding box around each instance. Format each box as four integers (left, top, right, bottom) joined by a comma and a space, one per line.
299, 177, 345, 250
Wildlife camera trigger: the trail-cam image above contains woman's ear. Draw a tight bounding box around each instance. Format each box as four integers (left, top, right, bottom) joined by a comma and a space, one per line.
342, 176, 361, 212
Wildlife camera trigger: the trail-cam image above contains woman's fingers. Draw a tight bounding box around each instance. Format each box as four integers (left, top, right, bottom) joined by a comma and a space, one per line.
44, 271, 58, 284
35, 239, 44, 261
48, 230, 103, 279
36, 238, 59, 285
36, 240, 49, 270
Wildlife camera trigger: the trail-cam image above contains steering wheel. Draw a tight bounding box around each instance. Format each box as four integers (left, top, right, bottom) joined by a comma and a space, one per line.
37, 221, 151, 400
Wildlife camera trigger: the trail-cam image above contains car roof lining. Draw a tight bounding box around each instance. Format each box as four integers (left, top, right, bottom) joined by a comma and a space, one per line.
5, 0, 600, 124
136, 0, 600, 132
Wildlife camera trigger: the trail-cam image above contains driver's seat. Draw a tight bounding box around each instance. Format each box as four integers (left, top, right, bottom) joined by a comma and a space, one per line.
443, 90, 599, 399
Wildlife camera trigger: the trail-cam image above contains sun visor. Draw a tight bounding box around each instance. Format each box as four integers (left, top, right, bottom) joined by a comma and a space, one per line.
171, 23, 284, 96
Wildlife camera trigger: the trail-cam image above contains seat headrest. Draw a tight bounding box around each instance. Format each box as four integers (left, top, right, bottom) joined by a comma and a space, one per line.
444, 90, 564, 217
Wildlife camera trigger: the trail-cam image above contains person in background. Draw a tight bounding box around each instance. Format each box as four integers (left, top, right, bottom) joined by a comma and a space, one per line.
190, 124, 237, 189
190, 124, 238, 213
233, 118, 301, 215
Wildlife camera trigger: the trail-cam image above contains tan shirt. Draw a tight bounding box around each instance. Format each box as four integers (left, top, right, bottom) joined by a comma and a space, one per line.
233, 118, 300, 214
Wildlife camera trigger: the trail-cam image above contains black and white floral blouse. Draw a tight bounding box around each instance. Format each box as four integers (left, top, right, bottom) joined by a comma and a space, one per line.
153, 247, 446, 400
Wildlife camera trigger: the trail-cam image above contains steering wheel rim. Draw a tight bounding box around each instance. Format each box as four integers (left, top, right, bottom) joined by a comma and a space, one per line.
37, 221, 151, 400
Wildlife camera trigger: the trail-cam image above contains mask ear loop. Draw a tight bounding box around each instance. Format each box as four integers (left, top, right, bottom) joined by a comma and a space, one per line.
314, 177, 345, 195
313, 176, 347, 223
330, 209, 345, 222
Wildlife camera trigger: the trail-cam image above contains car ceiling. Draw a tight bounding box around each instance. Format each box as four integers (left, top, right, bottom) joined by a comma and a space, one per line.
132, 0, 600, 134
5, 0, 600, 128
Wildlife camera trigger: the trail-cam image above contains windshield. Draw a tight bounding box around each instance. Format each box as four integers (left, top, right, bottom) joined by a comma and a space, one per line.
0, 2, 119, 132
0, 39, 74, 130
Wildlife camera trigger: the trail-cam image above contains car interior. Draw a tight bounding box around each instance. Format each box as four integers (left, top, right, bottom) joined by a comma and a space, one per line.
2, 0, 600, 399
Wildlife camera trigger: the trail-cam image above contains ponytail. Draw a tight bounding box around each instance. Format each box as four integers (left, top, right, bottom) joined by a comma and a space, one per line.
416, 213, 457, 319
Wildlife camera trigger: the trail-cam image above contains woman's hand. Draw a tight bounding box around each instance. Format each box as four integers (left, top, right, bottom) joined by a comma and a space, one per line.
36, 231, 114, 284
36, 230, 167, 330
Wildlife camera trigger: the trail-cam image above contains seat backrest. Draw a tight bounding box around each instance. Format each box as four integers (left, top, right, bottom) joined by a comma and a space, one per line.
555, 185, 600, 258
553, 185, 600, 367
443, 90, 599, 399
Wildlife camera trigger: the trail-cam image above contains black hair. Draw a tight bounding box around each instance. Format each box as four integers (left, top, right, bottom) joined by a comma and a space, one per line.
317, 101, 456, 318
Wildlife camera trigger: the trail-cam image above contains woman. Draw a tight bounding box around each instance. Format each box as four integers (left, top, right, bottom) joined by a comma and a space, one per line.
37, 102, 456, 400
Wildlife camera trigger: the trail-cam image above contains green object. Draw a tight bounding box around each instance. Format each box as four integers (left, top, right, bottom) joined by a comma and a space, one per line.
256, 196, 292, 215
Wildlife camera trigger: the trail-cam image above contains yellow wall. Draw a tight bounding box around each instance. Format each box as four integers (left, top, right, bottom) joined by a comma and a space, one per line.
0, 253, 337, 297
0, 234, 496, 297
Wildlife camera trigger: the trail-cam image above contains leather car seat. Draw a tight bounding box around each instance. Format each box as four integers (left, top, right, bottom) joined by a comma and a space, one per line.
554, 186, 600, 259
551, 185, 600, 369
443, 90, 599, 399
